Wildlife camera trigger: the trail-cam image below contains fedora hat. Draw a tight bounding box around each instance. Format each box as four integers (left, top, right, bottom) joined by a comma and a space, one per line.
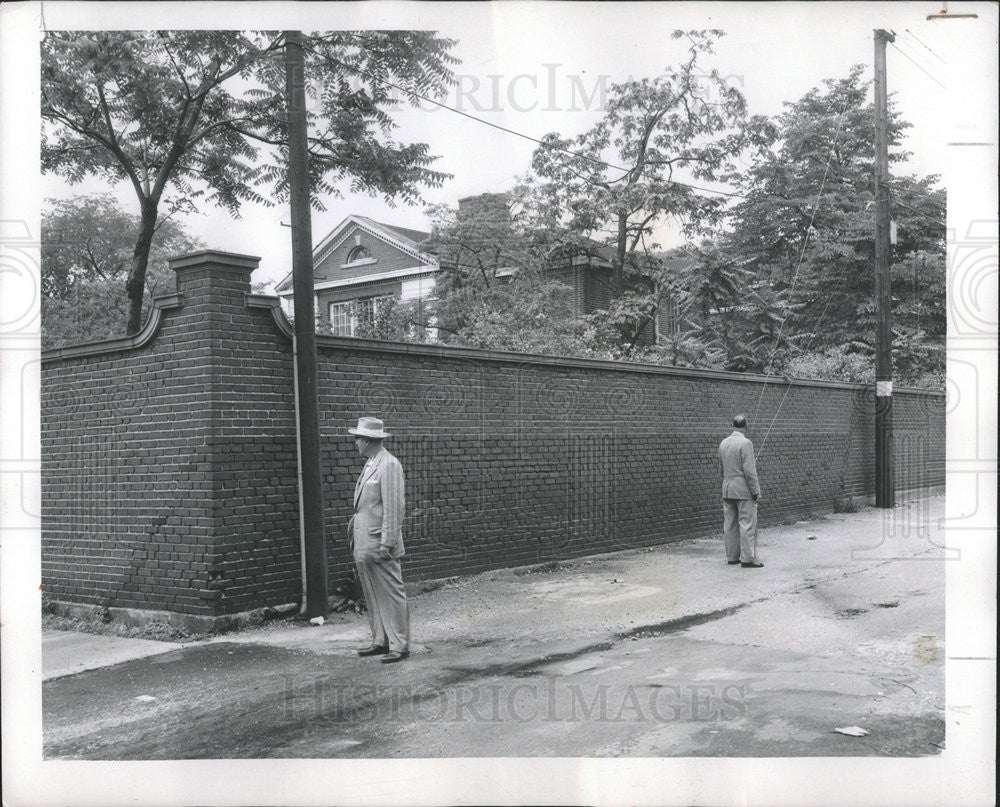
348, 416, 391, 439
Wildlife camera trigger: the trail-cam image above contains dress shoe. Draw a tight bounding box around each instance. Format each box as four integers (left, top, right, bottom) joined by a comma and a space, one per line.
380, 650, 410, 664
357, 644, 389, 657
741, 561, 764, 568
727, 560, 740, 565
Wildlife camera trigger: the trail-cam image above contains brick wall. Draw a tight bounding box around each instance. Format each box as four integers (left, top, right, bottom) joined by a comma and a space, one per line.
42, 252, 301, 617
41, 251, 946, 621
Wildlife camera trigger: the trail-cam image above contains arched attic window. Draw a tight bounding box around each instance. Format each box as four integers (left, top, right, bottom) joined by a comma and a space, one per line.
346, 245, 372, 263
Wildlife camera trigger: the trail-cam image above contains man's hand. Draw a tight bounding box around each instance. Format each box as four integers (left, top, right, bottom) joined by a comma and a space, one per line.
378, 546, 392, 560
752, 493, 759, 502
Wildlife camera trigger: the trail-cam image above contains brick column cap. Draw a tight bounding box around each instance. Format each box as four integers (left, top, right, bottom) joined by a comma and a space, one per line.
169, 250, 261, 273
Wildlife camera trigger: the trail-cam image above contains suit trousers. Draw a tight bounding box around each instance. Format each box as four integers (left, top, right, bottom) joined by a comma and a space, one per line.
355, 556, 409, 652
722, 498, 758, 563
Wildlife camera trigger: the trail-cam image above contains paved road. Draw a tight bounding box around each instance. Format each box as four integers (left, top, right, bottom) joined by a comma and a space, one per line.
43, 497, 945, 759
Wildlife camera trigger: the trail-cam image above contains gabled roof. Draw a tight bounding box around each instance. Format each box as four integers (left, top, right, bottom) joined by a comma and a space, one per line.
356, 217, 431, 249
274, 215, 435, 293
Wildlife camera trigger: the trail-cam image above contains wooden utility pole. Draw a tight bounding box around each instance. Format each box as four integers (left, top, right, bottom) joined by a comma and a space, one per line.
285, 30, 329, 617
874, 29, 895, 508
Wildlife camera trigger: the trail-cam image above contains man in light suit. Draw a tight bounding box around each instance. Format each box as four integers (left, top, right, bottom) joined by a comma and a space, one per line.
719, 413, 764, 568
348, 416, 409, 663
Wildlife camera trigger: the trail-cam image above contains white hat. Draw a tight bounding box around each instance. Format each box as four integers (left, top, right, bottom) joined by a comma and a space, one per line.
348, 416, 391, 439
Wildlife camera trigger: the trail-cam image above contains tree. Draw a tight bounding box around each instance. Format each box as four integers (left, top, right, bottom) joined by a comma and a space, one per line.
41, 194, 202, 349
688, 65, 946, 384
521, 30, 771, 353
42, 30, 457, 333
423, 194, 599, 356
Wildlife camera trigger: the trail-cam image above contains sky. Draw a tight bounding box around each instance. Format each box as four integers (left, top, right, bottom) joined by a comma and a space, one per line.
34, 2, 972, 291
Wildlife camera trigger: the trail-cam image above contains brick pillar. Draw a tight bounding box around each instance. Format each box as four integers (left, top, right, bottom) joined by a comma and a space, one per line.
170, 249, 259, 316
160, 252, 262, 618
168, 250, 302, 620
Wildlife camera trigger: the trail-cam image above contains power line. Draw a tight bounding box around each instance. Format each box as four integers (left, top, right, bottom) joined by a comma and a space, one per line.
309, 44, 764, 202
889, 195, 946, 224
888, 41, 947, 89
756, 271, 847, 458
895, 29, 946, 73
903, 28, 947, 64
307, 37, 905, 217
751, 101, 851, 430
896, 32, 947, 76
884, 180, 946, 206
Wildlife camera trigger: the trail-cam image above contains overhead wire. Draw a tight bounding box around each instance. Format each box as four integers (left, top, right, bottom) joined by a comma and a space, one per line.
750, 100, 851, 445
307, 43, 757, 202
755, 269, 849, 458
889, 195, 946, 224
888, 41, 947, 89
305, 34, 939, 228
298, 35, 938, 452
300, 33, 944, 222
895, 30, 947, 75
314, 42, 925, 452
753, 87, 944, 453
884, 179, 945, 201
903, 28, 947, 64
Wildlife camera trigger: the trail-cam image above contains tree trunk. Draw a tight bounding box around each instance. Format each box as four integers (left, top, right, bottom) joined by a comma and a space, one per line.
614, 210, 627, 296
125, 201, 159, 334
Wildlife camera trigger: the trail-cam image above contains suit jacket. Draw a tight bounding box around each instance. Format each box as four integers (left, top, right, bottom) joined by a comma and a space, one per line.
351, 447, 405, 560
719, 430, 761, 500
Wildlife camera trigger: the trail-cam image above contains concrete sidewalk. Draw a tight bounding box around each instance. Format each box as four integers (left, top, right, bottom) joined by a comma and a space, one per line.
42, 495, 946, 759
42, 631, 183, 682
43, 495, 946, 680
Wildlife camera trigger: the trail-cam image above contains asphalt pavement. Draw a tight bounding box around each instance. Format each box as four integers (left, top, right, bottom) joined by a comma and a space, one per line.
43, 495, 946, 759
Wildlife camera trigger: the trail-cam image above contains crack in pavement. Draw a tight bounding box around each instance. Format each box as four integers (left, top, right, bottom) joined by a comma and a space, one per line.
617, 605, 747, 640
438, 604, 751, 686
432, 551, 935, 690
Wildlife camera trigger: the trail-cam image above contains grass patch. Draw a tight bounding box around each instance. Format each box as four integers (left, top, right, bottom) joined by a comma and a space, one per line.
513, 560, 565, 576
835, 495, 865, 513
42, 612, 201, 643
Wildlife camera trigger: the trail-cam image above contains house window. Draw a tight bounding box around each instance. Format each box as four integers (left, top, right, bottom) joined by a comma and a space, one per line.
329, 302, 352, 336
352, 295, 392, 333
346, 245, 372, 263
329, 295, 393, 336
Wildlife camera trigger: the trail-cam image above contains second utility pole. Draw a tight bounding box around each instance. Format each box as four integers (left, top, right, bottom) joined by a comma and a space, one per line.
285, 30, 329, 617
874, 28, 895, 508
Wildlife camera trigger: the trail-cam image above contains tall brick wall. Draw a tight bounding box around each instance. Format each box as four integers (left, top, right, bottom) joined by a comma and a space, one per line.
42, 252, 302, 618
41, 251, 946, 622
314, 346, 944, 586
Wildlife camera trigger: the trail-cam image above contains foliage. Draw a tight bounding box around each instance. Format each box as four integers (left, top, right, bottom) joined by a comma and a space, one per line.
347, 295, 408, 341
678, 65, 946, 386
41, 194, 201, 349
423, 194, 606, 356
395, 61, 943, 388
41, 30, 457, 333
521, 30, 772, 353
784, 345, 875, 384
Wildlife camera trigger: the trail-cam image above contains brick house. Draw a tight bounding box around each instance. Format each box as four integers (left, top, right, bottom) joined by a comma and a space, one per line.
276, 193, 683, 343
274, 214, 437, 336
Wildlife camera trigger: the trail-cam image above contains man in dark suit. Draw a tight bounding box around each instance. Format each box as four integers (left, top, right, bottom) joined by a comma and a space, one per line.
348, 416, 409, 663
719, 413, 763, 568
